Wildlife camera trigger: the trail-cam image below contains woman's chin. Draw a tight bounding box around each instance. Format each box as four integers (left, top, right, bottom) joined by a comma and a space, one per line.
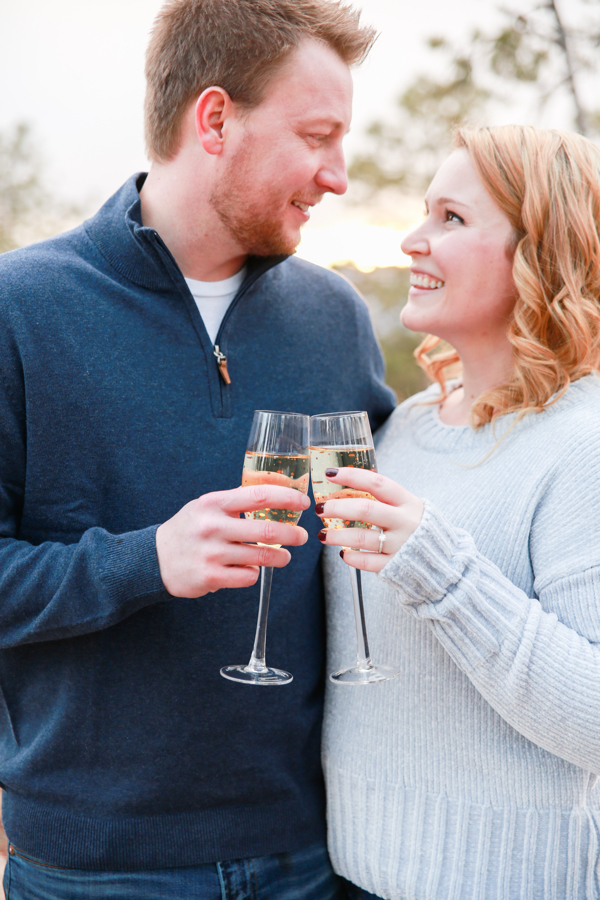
400, 306, 434, 335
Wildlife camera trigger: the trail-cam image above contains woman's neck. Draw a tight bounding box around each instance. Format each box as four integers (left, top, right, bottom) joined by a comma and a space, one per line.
438, 343, 514, 427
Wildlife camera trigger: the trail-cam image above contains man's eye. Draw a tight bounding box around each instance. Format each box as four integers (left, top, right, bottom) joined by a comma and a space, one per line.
446, 209, 464, 224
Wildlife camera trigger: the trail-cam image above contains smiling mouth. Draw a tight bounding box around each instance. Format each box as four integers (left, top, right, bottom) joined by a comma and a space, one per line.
410, 273, 445, 290
292, 200, 310, 213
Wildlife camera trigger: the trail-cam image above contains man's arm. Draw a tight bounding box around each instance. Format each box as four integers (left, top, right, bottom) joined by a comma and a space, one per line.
0, 485, 308, 649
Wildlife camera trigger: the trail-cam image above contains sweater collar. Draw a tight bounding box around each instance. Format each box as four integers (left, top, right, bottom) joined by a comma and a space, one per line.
84, 173, 288, 292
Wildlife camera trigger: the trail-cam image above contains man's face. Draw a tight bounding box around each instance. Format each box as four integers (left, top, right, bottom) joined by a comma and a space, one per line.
210, 38, 353, 257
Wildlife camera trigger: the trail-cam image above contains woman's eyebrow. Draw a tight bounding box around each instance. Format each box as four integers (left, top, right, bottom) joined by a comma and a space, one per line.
434, 196, 469, 207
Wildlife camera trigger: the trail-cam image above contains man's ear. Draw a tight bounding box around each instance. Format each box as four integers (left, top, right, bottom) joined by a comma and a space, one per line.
195, 87, 234, 155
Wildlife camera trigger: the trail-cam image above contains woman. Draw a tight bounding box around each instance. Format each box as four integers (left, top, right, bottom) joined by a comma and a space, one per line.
318, 125, 600, 899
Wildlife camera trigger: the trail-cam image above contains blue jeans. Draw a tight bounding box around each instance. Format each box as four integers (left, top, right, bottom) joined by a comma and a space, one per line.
3, 840, 345, 900
342, 881, 386, 900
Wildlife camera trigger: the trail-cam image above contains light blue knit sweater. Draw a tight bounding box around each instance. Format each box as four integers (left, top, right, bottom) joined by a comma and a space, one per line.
323, 374, 600, 900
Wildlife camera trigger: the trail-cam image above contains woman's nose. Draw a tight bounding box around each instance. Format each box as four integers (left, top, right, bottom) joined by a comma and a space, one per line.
401, 222, 429, 257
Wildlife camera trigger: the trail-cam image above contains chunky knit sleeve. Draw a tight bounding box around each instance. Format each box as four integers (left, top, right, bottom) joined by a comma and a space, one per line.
379, 489, 600, 775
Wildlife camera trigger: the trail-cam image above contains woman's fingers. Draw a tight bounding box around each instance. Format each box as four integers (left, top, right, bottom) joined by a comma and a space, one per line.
319, 525, 393, 555
337, 548, 387, 573
316, 468, 424, 561
323, 467, 409, 506
316, 497, 397, 531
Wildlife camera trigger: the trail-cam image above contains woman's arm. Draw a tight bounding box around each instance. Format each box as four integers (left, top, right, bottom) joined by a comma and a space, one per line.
317, 467, 600, 775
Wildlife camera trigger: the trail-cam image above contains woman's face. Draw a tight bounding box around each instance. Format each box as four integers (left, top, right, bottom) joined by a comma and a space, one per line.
400, 149, 516, 354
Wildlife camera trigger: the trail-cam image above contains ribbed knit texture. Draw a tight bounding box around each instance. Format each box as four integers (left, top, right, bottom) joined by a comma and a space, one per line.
323, 375, 600, 899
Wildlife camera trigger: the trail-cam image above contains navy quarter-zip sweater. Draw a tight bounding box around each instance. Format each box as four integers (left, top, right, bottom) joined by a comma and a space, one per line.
0, 175, 396, 870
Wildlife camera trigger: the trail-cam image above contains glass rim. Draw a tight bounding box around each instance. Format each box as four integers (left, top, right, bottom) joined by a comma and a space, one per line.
252, 410, 309, 418
310, 410, 368, 419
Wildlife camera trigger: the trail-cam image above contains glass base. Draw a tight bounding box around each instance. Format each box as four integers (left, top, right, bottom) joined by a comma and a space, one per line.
330, 663, 402, 685
220, 664, 293, 685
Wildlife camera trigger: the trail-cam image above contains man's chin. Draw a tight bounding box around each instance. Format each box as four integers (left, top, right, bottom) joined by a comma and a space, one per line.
246, 230, 301, 258
216, 205, 302, 257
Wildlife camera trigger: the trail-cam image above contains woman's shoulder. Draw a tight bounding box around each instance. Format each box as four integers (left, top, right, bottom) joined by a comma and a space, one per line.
526, 373, 600, 443
373, 373, 600, 458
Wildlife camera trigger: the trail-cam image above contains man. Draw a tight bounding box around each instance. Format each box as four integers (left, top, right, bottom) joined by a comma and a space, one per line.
0, 1, 395, 896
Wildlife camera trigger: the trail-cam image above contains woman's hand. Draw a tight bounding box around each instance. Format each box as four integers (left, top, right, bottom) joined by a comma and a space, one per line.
316, 467, 424, 573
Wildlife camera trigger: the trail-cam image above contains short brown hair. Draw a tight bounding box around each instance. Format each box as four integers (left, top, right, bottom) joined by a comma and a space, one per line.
144, 0, 376, 161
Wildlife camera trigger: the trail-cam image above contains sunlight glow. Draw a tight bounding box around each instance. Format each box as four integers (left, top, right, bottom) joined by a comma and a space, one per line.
296, 222, 413, 272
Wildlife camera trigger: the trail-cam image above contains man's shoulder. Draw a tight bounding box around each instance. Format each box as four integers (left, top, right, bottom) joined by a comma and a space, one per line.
271, 256, 366, 306
0, 225, 91, 291
0, 176, 141, 298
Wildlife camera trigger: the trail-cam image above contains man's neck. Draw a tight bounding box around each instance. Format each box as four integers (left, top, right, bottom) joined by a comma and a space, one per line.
139, 162, 248, 282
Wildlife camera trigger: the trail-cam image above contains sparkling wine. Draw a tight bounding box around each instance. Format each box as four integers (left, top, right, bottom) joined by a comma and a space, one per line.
310, 446, 376, 529
242, 451, 310, 527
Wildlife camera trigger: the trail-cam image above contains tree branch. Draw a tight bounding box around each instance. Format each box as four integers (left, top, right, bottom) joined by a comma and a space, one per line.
547, 0, 588, 134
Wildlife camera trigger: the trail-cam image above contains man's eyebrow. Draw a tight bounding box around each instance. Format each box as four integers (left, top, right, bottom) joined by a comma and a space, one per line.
294, 116, 348, 131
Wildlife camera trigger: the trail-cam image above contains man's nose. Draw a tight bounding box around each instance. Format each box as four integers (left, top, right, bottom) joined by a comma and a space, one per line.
315, 147, 348, 196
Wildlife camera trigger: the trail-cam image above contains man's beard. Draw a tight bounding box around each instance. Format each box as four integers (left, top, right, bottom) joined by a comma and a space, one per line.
213, 194, 295, 257
210, 140, 304, 257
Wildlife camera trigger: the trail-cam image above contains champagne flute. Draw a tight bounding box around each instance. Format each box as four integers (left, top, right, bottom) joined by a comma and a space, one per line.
310, 411, 401, 685
220, 410, 310, 686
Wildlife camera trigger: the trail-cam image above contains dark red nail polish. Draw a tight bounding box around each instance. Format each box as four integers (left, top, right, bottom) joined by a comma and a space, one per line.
315, 502, 325, 514
317, 530, 327, 543
339, 550, 345, 560
325, 467, 339, 477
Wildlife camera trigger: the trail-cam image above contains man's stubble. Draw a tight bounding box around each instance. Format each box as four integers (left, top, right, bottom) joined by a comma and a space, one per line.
210, 136, 307, 258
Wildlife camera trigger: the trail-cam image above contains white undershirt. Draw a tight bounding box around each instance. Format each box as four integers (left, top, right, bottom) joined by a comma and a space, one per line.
184, 267, 246, 345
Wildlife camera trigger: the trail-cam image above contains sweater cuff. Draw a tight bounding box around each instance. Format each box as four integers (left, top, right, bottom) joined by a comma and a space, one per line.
103, 525, 169, 612
378, 501, 526, 669
378, 500, 471, 605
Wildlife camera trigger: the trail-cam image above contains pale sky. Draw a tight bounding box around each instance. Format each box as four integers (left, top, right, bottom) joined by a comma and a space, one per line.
1, 0, 501, 207
1, 0, 591, 267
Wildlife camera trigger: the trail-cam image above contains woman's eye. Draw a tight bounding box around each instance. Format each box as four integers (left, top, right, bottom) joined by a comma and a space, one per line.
445, 209, 464, 224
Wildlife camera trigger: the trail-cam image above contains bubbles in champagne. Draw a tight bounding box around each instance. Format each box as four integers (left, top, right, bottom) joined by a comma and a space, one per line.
310, 446, 376, 529
242, 451, 310, 525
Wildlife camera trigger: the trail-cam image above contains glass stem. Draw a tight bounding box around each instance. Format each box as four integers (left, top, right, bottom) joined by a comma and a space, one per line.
246, 566, 273, 674
349, 567, 372, 671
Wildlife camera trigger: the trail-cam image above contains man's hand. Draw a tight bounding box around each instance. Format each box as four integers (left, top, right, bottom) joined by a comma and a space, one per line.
155, 485, 310, 598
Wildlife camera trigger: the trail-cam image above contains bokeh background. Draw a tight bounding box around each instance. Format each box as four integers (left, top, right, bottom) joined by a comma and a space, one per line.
1, 0, 599, 877
2, 0, 598, 400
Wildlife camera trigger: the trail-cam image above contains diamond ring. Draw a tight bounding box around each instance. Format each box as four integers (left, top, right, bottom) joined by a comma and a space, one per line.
378, 530, 387, 554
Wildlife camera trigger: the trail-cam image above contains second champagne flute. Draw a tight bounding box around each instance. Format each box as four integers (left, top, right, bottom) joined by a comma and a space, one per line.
220, 410, 310, 686
310, 411, 401, 685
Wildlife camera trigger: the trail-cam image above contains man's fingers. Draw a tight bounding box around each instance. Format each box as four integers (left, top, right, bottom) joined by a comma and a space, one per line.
221, 544, 292, 568
220, 518, 309, 547
214, 485, 311, 515
209, 565, 261, 591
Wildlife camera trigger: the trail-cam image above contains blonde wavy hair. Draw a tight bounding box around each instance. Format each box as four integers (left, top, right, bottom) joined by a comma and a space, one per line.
415, 125, 600, 428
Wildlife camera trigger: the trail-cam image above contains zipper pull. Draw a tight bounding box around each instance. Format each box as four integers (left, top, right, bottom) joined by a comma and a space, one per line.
213, 345, 231, 385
